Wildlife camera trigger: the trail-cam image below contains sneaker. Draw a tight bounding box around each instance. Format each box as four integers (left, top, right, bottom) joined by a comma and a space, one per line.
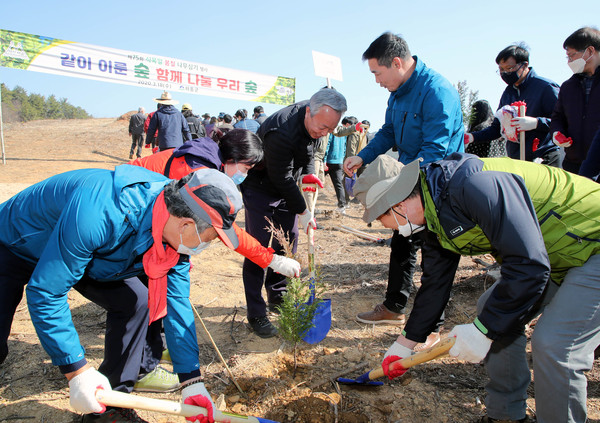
356, 304, 406, 325
414, 331, 441, 352
336, 206, 347, 215
159, 349, 171, 364
133, 365, 180, 393
247, 316, 278, 338
82, 407, 148, 422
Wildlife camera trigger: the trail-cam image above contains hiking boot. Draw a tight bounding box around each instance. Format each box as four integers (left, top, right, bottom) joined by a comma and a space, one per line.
247, 316, 278, 338
356, 304, 406, 325
414, 331, 442, 352
129, 154, 134, 160
133, 365, 180, 393
268, 302, 282, 315
479, 416, 528, 423
82, 407, 148, 422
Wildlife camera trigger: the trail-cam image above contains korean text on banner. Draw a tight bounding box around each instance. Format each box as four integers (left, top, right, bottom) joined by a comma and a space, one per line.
0, 29, 295, 106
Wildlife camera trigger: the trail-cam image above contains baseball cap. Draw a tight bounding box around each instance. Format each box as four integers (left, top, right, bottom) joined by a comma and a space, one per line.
179, 169, 243, 249
182, 103, 192, 111
218, 112, 225, 119
355, 156, 421, 223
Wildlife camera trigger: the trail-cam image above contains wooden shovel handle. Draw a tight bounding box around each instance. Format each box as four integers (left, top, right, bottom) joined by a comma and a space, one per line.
392, 336, 455, 370
369, 336, 456, 380
95, 389, 271, 423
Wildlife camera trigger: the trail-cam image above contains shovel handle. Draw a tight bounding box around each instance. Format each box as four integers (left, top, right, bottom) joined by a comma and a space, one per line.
95, 389, 279, 423
368, 336, 456, 380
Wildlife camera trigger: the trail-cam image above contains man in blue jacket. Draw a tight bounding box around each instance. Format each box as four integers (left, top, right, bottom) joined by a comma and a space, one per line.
344, 32, 464, 341
147, 91, 192, 151
465, 44, 561, 165
0, 167, 240, 422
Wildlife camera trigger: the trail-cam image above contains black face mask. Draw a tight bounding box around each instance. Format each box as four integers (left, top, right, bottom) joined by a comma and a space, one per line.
500, 64, 523, 85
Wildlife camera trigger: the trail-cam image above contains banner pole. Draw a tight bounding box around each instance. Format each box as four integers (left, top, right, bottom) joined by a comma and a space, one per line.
0, 79, 5, 165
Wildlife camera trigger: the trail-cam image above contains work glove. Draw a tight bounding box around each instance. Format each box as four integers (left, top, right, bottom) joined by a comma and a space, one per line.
510, 116, 538, 131
355, 122, 364, 133
552, 131, 573, 148
268, 254, 301, 278
68, 367, 112, 414
464, 133, 473, 145
301, 174, 324, 189
382, 341, 414, 380
448, 323, 493, 363
324, 163, 329, 172
182, 381, 215, 423
298, 209, 317, 234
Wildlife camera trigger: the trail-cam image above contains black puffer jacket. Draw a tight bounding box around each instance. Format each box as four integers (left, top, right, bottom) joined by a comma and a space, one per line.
242, 100, 315, 214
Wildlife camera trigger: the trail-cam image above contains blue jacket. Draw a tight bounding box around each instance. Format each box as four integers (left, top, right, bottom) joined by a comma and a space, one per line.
324, 131, 346, 165
0, 166, 200, 374
147, 105, 192, 151
234, 118, 260, 133
358, 56, 464, 166
473, 68, 559, 161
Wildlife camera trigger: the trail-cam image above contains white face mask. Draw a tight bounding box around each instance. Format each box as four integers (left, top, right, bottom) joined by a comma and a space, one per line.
177, 224, 211, 255
568, 50, 590, 74
391, 207, 424, 237
226, 163, 248, 185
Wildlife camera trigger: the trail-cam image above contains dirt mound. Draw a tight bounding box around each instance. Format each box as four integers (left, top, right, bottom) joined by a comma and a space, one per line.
1, 119, 600, 422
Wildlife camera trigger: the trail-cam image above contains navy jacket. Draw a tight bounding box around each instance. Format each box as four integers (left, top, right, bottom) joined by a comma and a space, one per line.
147, 105, 192, 151
472, 68, 559, 161
242, 100, 315, 214
549, 66, 600, 166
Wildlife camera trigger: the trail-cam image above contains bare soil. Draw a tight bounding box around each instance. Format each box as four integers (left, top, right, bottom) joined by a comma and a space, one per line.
0, 118, 599, 423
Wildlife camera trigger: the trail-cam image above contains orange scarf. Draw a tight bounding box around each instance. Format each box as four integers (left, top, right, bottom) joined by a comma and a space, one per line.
143, 192, 180, 323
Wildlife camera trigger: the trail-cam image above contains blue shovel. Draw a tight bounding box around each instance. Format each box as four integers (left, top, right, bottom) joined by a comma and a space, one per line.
300, 182, 331, 344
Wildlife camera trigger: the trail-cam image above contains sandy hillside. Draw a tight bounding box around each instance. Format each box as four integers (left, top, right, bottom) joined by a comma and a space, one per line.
0, 118, 599, 423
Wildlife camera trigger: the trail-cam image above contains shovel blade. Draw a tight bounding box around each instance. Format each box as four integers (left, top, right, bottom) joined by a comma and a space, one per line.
301, 298, 332, 344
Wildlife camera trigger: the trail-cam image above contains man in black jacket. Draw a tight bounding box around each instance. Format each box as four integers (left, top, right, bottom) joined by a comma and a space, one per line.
240, 88, 347, 337
128, 107, 146, 159
181, 103, 206, 139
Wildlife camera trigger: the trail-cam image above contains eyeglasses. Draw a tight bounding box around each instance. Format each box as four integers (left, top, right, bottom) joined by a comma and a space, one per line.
566, 48, 587, 62
496, 62, 524, 75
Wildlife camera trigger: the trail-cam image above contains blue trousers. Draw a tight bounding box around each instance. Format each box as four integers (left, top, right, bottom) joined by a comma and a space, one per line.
240, 186, 298, 319
0, 244, 159, 392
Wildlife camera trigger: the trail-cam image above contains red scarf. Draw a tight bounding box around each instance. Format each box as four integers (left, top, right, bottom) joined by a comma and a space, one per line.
143, 192, 180, 323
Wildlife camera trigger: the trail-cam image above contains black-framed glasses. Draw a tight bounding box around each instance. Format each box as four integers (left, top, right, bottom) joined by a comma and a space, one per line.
496, 62, 524, 75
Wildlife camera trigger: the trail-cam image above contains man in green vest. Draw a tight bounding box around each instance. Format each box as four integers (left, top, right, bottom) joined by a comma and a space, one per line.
354, 153, 600, 423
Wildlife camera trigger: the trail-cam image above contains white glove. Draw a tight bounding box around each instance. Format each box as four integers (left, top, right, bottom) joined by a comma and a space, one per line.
298, 209, 316, 234
68, 367, 112, 414
182, 381, 215, 422
510, 116, 538, 132
268, 254, 301, 278
448, 323, 493, 363
384, 341, 414, 360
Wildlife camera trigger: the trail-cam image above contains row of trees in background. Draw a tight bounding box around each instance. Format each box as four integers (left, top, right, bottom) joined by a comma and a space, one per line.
1, 84, 91, 122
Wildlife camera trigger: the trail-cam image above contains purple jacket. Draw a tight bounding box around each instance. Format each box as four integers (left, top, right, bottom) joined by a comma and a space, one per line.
549, 66, 600, 166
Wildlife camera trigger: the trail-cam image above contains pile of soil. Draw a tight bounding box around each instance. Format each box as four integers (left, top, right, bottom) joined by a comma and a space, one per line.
1, 118, 599, 422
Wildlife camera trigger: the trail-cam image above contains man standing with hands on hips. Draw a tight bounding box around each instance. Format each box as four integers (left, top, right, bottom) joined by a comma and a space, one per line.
344, 32, 463, 348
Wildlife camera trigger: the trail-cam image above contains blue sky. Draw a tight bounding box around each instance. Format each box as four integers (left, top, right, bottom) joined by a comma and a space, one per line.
1, 0, 598, 132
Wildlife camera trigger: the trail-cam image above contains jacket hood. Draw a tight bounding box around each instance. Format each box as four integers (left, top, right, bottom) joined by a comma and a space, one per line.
423, 153, 484, 209
158, 104, 180, 115
173, 138, 223, 170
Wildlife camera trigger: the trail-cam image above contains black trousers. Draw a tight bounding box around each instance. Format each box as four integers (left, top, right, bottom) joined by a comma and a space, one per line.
327, 163, 346, 208
0, 244, 158, 392
240, 186, 298, 318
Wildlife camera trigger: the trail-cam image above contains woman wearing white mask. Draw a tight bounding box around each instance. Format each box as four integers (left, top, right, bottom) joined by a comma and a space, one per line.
550, 26, 600, 174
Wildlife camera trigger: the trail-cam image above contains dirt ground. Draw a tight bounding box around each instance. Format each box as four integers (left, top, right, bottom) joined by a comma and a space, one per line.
1, 118, 599, 423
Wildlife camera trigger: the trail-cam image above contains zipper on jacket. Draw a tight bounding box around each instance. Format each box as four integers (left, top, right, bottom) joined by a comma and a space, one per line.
398, 112, 408, 149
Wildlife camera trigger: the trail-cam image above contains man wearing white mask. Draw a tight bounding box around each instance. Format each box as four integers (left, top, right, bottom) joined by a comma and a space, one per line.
355, 152, 600, 423
0, 167, 241, 422
550, 26, 600, 174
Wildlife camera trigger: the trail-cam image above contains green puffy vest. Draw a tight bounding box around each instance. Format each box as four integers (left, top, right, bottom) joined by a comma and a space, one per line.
422, 157, 600, 284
